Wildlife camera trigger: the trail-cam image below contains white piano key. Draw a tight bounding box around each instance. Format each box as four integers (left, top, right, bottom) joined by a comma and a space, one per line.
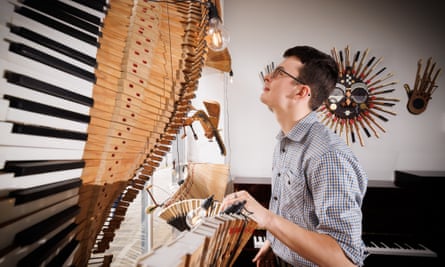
0, 1, 99, 57
0, 78, 90, 116
0, 57, 93, 101
253, 235, 265, 248
0, 193, 79, 248
1, 24, 95, 73
0, 98, 8, 120
0, 167, 83, 192
0, 38, 94, 99
2, 103, 89, 132
0, 122, 86, 149
0, 146, 83, 169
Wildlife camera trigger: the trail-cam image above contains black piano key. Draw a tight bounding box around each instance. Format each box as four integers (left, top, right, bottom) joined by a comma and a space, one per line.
8, 177, 82, 205
4, 160, 85, 176
4, 95, 91, 123
9, 25, 97, 67
15, 205, 80, 246
5, 71, 94, 107
50, 0, 104, 26
382, 242, 400, 249
14, 5, 99, 47
409, 242, 426, 250
17, 222, 78, 267
46, 238, 79, 267
22, 0, 102, 36
11, 123, 88, 141
9, 42, 96, 83
71, 0, 108, 13
364, 240, 376, 247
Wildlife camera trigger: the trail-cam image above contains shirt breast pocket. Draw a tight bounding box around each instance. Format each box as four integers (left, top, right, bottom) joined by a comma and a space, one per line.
281, 168, 306, 212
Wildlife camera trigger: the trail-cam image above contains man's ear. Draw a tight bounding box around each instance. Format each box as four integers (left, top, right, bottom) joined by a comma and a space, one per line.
295, 85, 311, 97
305, 86, 311, 97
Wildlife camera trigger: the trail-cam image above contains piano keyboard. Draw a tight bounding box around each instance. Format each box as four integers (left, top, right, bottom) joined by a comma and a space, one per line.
253, 234, 266, 249
0, 0, 105, 266
2, 0, 211, 265
253, 235, 438, 258
364, 239, 438, 258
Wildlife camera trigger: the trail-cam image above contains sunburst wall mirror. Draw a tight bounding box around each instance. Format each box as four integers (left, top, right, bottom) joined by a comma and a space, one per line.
317, 46, 399, 146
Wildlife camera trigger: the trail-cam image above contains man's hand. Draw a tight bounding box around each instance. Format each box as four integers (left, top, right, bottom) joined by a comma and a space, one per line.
221, 190, 272, 228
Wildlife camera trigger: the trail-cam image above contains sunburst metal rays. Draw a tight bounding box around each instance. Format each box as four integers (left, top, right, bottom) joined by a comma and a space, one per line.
318, 46, 400, 146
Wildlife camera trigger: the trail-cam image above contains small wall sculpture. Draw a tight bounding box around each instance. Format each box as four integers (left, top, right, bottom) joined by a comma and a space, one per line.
404, 57, 441, 115
318, 46, 399, 146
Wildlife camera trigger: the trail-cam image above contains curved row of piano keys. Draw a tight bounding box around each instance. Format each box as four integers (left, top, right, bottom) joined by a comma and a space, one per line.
0, 0, 210, 266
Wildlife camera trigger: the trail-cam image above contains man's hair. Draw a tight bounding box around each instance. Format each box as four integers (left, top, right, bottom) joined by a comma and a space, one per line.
283, 46, 338, 110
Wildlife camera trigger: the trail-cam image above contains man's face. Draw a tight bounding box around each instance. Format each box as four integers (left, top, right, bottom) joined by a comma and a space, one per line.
260, 57, 305, 113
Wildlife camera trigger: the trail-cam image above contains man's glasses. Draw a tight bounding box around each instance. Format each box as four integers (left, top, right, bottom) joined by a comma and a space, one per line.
260, 62, 306, 85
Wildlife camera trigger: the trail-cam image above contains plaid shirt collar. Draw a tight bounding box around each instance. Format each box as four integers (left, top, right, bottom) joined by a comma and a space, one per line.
276, 111, 317, 142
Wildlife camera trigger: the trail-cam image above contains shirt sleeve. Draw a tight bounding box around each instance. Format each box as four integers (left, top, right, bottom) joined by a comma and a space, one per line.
308, 150, 367, 265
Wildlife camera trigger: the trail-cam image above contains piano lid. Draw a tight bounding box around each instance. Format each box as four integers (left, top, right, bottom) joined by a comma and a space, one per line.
395, 170, 445, 187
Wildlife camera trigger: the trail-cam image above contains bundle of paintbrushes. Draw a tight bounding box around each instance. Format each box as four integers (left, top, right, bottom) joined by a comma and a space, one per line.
157, 196, 222, 231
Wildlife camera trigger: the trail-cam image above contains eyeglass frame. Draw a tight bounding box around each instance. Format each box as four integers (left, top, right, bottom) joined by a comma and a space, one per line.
260, 62, 307, 85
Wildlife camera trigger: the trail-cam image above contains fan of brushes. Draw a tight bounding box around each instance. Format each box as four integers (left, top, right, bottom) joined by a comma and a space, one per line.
157, 196, 222, 231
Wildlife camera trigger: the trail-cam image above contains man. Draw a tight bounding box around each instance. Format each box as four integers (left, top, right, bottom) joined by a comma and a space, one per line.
222, 46, 368, 266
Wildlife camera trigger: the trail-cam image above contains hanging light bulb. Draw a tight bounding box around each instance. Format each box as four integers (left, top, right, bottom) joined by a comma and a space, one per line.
206, 2, 230, 52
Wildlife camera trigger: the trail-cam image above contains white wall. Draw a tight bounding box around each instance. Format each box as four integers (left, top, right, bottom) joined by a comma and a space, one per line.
209, 0, 445, 181
185, 67, 228, 164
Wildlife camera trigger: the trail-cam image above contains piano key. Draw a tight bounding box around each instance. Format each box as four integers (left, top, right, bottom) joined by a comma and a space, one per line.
0, 183, 80, 225
9, 25, 97, 67
5, 95, 90, 123
4, 159, 85, 177
70, 0, 108, 13
8, 177, 82, 205
56, 0, 105, 26
13, 4, 98, 46
0, 23, 96, 82
21, 0, 102, 36
1, 72, 92, 116
46, 238, 79, 267
17, 222, 78, 267
9, 41, 96, 83
0, 99, 89, 133
0, 2, 99, 58
0, 146, 83, 169
0, 123, 86, 164
2, 24, 95, 73
0, 49, 94, 99
0, 194, 79, 249
253, 235, 265, 248
17, 205, 80, 246
365, 240, 438, 258
0, 217, 77, 267
0, 168, 83, 197
0, 57, 93, 100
